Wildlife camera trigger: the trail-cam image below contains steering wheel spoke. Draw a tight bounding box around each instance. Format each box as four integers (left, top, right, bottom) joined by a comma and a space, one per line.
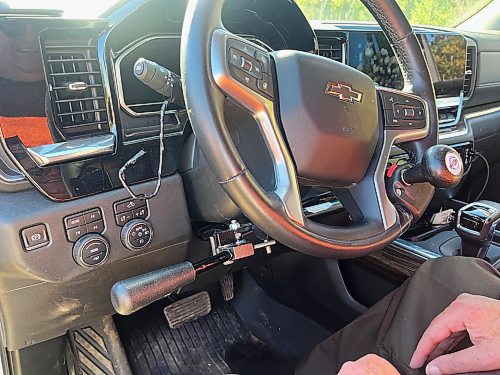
211, 29, 304, 225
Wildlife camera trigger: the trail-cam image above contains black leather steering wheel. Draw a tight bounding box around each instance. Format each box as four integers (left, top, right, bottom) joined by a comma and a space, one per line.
180, 0, 438, 258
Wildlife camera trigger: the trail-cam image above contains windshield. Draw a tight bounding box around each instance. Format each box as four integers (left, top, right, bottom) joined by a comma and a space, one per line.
296, 0, 494, 27
0, 0, 122, 18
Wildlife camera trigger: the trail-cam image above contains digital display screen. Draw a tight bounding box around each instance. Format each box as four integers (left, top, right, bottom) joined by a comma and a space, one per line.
350, 32, 404, 90
418, 34, 467, 97
350, 32, 467, 98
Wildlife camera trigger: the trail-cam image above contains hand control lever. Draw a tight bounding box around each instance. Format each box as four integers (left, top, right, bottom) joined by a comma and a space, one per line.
110, 239, 275, 315
456, 201, 500, 258
402, 145, 464, 188
111, 250, 232, 315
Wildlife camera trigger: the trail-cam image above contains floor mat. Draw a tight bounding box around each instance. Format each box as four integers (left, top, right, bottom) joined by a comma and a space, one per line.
115, 300, 294, 375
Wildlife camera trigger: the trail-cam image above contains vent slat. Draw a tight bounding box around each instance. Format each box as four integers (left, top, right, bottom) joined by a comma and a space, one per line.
49, 71, 101, 77
463, 46, 476, 97
57, 109, 107, 117
43, 42, 109, 139
55, 97, 105, 104
317, 36, 346, 63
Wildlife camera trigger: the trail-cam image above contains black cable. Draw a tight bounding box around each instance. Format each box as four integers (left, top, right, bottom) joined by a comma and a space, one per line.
474, 152, 490, 201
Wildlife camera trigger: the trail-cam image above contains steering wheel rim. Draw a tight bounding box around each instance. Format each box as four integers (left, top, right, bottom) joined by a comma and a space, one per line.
180, 0, 438, 258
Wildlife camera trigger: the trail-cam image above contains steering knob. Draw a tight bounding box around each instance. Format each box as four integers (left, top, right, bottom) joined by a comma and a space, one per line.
402, 145, 464, 188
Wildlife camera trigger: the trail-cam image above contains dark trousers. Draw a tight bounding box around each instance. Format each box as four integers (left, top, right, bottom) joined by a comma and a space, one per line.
296, 257, 500, 375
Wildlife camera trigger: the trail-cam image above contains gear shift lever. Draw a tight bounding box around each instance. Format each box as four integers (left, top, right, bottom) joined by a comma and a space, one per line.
456, 201, 500, 258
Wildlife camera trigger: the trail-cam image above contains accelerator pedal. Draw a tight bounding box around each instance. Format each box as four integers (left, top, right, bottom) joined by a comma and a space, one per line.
220, 273, 234, 301
164, 291, 211, 329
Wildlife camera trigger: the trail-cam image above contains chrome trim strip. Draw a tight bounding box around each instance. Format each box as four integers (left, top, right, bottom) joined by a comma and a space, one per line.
26, 134, 116, 167
392, 238, 440, 259
114, 35, 182, 118
437, 92, 464, 129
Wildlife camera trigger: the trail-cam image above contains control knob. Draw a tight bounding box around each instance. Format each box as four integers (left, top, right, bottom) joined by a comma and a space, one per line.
121, 219, 153, 251
73, 234, 110, 268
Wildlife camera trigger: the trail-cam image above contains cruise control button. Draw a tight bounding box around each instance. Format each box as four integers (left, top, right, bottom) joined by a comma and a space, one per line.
64, 215, 84, 229
240, 56, 253, 72
86, 220, 105, 234
67, 225, 87, 242
227, 38, 258, 59
115, 212, 133, 226
84, 209, 101, 224
229, 65, 258, 91
255, 51, 271, 75
257, 74, 274, 98
22, 224, 49, 250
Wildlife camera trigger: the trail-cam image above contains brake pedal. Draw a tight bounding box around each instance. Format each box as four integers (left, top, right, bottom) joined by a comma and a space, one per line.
164, 291, 211, 329
220, 274, 234, 302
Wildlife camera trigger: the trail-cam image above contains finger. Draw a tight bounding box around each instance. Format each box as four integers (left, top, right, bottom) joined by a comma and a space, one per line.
426, 332, 467, 363
426, 345, 497, 375
410, 304, 467, 368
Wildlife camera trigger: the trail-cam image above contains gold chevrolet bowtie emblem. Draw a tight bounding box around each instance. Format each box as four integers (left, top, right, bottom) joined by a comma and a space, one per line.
325, 82, 363, 104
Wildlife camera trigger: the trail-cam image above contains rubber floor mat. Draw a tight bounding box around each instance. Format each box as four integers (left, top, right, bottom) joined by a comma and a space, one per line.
115, 300, 294, 375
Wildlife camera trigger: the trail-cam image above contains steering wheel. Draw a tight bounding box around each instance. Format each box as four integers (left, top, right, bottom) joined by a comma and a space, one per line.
180, 0, 438, 258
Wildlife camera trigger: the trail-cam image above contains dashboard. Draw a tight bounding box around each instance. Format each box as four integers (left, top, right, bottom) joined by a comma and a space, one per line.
0, 0, 500, 352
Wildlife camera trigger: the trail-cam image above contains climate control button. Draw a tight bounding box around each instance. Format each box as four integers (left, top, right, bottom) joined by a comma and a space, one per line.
120, 219, 153, 251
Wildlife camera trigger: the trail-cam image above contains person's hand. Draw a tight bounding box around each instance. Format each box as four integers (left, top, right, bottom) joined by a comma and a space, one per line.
410, 293, 500, 375
338, 354, 400, 374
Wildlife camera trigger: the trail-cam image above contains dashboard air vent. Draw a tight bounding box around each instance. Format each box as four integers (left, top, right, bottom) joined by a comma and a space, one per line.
463, 46, 476, 98
43, 42, 109, 139
317, 35, 347, 63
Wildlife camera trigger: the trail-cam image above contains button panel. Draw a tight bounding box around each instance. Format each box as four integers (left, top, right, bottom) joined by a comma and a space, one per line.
21, 224, 50, 251
227, 39, 274, 99
380, 91, 426, 129
64, 208, 104, 243
114, 198, 148, 227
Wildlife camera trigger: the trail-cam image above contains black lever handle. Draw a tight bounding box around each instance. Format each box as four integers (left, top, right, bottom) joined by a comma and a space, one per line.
134, 57, 184, 107
403, 145, 464, 188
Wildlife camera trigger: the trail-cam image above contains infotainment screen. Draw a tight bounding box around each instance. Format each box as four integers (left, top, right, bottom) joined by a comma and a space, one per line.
418, 34, 467, 97
350, 32, 467, 98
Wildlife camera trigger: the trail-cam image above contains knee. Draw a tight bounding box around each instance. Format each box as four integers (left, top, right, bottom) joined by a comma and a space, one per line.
415, 256, 494, 282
